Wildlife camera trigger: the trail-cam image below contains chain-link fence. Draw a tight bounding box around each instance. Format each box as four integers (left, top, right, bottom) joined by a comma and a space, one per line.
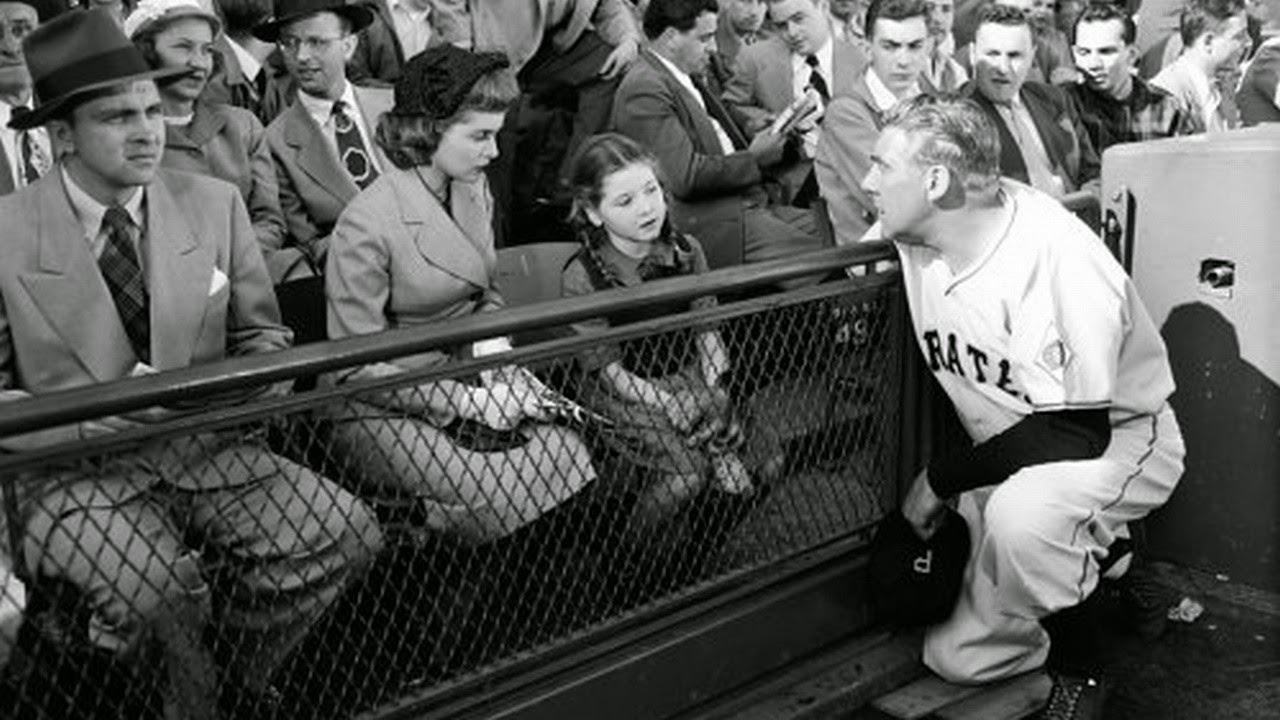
0, 245, 908, 720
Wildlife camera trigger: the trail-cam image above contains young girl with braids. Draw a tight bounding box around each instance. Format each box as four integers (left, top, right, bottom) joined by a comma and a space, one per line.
561, 134, 785, 522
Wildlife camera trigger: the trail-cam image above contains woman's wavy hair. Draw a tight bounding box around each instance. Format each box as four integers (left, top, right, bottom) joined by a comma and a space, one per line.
375, 68, 519, 170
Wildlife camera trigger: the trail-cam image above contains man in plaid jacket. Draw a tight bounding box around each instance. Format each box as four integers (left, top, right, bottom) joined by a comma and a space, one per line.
1067, 3, 1199, 153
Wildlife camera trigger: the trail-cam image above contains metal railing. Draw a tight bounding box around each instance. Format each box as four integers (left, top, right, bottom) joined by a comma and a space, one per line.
0, 243, 910, 720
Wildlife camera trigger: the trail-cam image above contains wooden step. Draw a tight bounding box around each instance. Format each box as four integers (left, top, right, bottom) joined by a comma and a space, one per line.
871, 670, 1050, 720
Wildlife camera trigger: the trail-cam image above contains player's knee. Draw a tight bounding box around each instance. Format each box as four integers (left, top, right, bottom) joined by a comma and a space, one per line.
89, 551, 212, 655
983, 478, 1056, 551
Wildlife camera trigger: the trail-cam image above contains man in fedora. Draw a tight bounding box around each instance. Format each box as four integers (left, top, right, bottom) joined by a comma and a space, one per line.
0, 0, 60, 195
0, 8, 382, 716
259, 0, 393, 269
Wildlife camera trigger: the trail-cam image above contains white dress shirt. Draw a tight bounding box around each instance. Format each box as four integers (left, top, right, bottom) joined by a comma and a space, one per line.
789, 37, 833, 157
389, 0, 434, 60
225, 36, 262, 84
62, 166, 146, 265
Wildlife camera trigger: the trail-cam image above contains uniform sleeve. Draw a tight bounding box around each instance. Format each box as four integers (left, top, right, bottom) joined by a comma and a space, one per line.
928, 407, 1111, 496
560, 256, 622, 372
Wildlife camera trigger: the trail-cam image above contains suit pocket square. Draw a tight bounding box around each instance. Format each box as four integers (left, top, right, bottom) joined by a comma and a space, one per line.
209, 268, 229, 296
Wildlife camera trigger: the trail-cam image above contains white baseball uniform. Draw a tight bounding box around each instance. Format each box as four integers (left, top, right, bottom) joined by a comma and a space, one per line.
884, 181, 1185, 683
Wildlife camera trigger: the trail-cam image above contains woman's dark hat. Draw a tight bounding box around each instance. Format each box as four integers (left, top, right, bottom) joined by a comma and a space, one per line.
251, 0, 374, 43
9, 8, 191, 130
868, 507, 971, 627
390, 45, 510, 120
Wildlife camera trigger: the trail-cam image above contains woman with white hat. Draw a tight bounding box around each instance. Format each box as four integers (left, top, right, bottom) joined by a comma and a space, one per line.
125, 0, 302, 284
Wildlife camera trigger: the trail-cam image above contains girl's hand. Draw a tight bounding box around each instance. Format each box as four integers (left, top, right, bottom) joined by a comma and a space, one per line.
664, 391, 703, 433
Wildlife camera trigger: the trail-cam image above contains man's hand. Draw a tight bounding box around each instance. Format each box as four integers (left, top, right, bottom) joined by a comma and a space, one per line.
747, 128, 787, 168
902, 468, 948, 541
599, 38, 639, 80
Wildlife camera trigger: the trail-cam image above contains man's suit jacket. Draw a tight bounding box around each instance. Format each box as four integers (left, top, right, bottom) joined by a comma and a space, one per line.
350, 0, 404, 84
964, 81, 1100, 193
202, 35, 266, 124
612, 50, 766, 269
327, 166, 501, 372
722, 35, 866, 134
473, 0, 637, 71
813, 71, 899, 245
0, 168, 289, 464
265, 86, 394, 266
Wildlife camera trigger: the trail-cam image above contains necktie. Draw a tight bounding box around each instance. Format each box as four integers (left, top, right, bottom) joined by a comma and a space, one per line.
99, 206, 151, 363
18, 129, 48, 185
806, 55, 830, 102
692, 74, 749, 150
999, 102, 1063, 196
332, 100, 378, 189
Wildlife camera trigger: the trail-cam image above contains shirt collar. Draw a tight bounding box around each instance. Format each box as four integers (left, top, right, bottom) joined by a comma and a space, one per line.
815, 35, 834, 72
299, 80, 357, 128
224, 36, 262, 81
653, 51, 699, 97
61, 165, 144, 242
865, 66, 917, 111
935, 33, 955, 57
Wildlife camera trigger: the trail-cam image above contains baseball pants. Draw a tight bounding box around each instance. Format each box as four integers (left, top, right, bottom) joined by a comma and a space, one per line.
923, 404, 1185, 684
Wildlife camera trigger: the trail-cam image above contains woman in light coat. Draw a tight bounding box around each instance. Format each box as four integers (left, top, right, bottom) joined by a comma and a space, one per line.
324, 46, 597, 543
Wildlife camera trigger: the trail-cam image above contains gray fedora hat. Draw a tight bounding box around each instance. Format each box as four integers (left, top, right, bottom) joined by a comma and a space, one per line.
9, 8, 189, 130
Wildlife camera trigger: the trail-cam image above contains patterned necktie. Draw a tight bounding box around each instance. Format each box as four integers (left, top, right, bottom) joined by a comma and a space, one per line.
18, 129, 48, 185
332, 99, 378, 189
806, 55, 831, 102
99, 206, 151, 363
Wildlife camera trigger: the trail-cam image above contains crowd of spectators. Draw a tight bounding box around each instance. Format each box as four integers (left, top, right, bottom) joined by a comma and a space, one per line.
0, 0, 1274, 716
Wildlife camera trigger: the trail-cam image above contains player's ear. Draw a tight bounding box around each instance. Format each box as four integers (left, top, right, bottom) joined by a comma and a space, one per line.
924, 165, 952, 202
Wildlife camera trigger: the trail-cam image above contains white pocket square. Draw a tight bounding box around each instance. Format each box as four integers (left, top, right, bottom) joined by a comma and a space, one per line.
208, 268, 228, 296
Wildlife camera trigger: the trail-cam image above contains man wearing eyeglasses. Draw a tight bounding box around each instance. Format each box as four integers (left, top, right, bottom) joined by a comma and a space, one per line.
259, 0, 394, 270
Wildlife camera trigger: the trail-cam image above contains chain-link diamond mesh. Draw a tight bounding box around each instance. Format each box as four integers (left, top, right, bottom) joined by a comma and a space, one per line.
0, 272, 905, 720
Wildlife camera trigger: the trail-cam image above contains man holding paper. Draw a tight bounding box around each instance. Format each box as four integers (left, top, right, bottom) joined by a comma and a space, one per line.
724, 0, 867, 202
613, 0, 823, 280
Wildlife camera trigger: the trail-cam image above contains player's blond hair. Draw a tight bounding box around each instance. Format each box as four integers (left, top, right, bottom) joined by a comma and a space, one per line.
882, 94, 1001, 194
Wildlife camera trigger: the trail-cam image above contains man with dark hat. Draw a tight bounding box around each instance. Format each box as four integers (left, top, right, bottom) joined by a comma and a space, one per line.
0, 7, 383, 715
0, 0, 60, 194
260, 0, 393, 268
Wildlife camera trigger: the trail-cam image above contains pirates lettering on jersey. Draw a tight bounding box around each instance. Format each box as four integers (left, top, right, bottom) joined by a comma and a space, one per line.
922, 328, 1031, 403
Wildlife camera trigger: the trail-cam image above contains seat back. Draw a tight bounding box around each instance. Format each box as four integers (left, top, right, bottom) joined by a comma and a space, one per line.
494, 242, 581, 307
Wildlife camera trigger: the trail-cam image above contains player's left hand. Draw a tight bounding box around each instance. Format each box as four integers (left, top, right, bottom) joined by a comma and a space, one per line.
902, 468, 948, 541
599, 38, 639, 80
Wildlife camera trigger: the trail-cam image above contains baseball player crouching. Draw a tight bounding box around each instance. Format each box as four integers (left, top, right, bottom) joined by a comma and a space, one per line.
857, 95, 1184, 720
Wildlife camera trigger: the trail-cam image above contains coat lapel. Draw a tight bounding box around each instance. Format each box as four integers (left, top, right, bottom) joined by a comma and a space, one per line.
1021, 87, 1075, 178
283, 101, 359, 202
19, 173, 135, 381
643, 52, 729, 156
0, 139, 13, 195
353, 86, 394, 171
145, 174, 209, 369
396, 169, 492, 289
